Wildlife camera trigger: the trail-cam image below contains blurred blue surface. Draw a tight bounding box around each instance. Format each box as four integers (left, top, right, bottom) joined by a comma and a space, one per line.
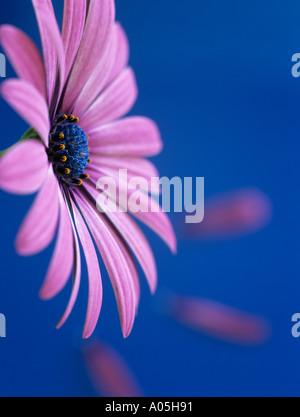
0, 0, 300, 397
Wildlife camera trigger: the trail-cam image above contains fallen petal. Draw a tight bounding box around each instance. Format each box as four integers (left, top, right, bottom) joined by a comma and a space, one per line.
82, 341, 144, 397
166, 294, 271, 345
184, 188, 272, 239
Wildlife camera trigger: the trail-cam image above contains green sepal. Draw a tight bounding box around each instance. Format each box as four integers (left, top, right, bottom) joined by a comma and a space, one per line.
20, 127, 42, 142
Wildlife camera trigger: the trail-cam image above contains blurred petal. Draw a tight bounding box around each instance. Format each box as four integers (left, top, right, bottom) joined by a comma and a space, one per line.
75, 193, 137, 338
72, 200, 103, 339
62, 0, 87, 77
88, 117, 163, 157
63, 0, 115, 113
0, 139, 48, 195
0, 25, 46, 97
80, 68, 138, 129
82, 341, 144, 397
166, 294, 271, 345
15, 167, 59, 256
184, 188, 272, 239
40, 189, 73, 300
1, 79, 50, 146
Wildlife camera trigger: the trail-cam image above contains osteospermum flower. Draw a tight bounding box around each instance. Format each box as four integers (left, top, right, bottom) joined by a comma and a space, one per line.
0, 0, 176, 338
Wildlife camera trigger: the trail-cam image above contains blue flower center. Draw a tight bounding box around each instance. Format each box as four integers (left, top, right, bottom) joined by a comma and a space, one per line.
47, 114, 90, 186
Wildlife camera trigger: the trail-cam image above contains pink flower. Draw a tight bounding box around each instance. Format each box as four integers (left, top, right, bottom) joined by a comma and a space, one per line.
184, 188, 272, 240
82, 340, 144, 397
166, 294, 271, 345
0, 0, 176, 338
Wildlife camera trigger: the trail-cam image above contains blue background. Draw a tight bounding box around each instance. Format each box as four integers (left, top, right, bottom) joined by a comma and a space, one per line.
0, 0, 300, 397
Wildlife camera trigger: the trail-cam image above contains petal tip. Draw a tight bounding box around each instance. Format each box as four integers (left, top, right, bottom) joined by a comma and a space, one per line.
14, 240, 32, 257
55, 320, 63, 330
82, 330, 93, 340
169, 233, 178, 255
39, 288, 53, 301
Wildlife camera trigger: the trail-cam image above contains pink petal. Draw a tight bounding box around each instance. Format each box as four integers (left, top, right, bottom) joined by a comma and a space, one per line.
15, 167, 59, 256
32, 0, 65, 108
56, 193, 81, 330
85, 181, 157, 294
82, 341, 144, 397
75, 193, 137, 338
62, 0, 115, 113
40, 189, 73, 300
87, 117, 163, 157
88, 156, 160, 194
184, 188, 272, 239
80, 68, 138, 129
166, 294, 271, 346
62, 0, 87, 78
72, 23, 118, 117
134, 209, 177, 254
72, 200, 103, 339
90, 169, 177, 253
1, 79, 50, 146
0, 139, 48, 195
106, 23, 129, 86
0, 25, 46, 97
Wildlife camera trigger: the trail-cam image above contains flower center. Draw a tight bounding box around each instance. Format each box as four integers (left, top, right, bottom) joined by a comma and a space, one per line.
47, 114, 90, 187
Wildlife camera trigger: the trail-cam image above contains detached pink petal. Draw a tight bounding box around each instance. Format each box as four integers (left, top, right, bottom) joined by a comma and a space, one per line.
0, 139, 48, 195
32, 0, 66, 107
185, 188, 272, 239
80, 68, 138, 129
167, 295, 271, 345
88, 117, 163, 157
40, 189, 73, 300
72, 201, 103, 339
83, 341, 144, 397
62, 0, 87, 78
63, 0, 115, 113
0, 25, 46, 97
1, 79, 50, 146
85, 181, 157, 294
15, 167, 59, 256
75, 193, 137, 338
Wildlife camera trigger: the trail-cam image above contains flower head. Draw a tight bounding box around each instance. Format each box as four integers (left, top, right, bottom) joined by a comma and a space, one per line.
0, 0, 176, 338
